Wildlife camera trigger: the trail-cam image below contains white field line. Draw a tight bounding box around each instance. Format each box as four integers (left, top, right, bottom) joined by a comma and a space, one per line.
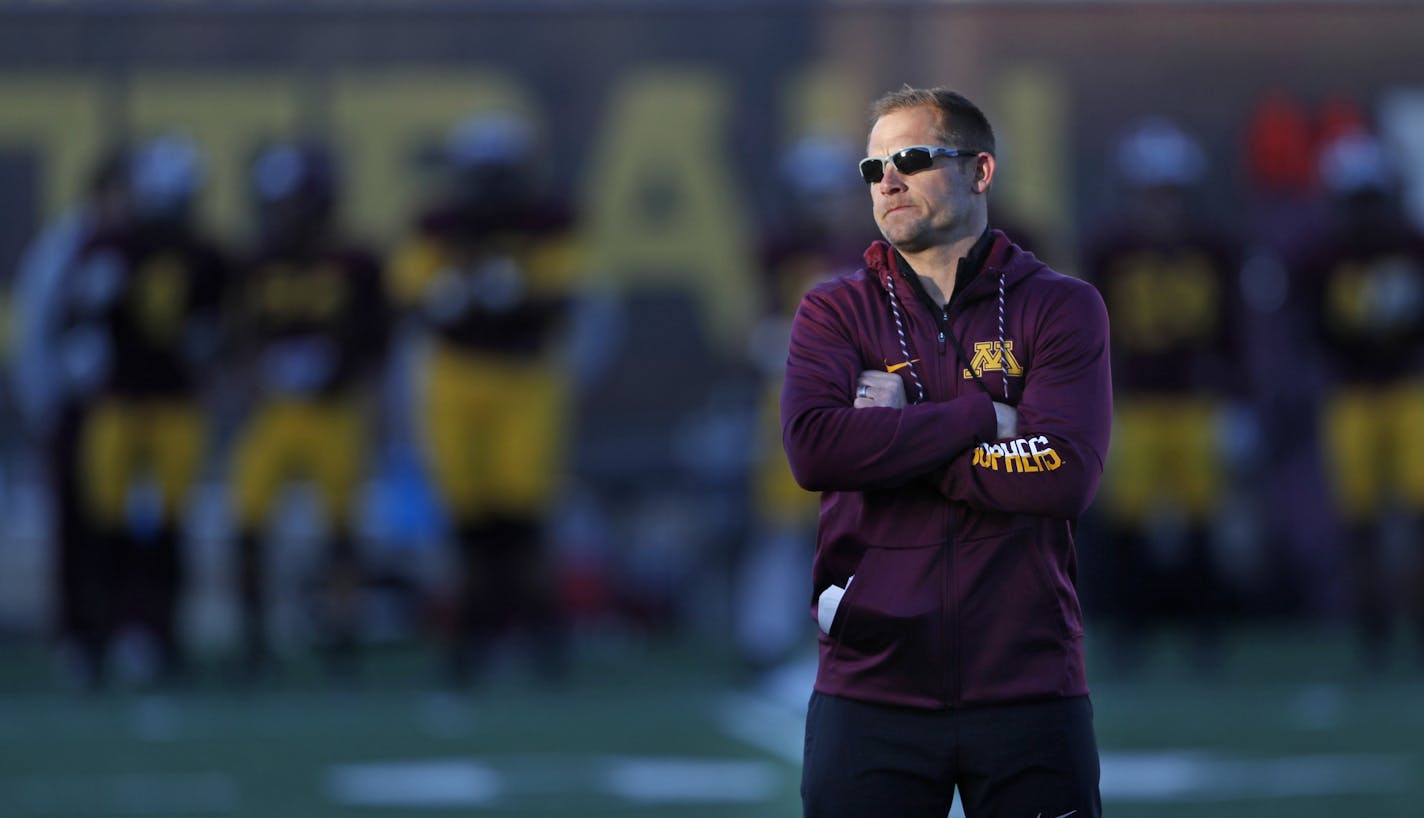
719, 693, 805, 764
601, 756, 781, 803
325, 754, 781, 808
326, 759, 501, 807
1102, 751, 1414, 801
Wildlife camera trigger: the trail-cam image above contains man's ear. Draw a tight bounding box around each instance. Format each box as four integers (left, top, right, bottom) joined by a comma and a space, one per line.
974, 153, 996, 194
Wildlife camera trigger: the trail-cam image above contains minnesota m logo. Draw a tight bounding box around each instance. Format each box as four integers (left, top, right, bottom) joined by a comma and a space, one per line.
963, 341, 1023, 379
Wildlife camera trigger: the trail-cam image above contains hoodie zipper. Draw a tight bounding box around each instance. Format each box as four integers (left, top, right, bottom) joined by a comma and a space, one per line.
898, 266, 950, 357
891, 253, 999, 708
936, 307, 956, 705
923, 297, 961, 706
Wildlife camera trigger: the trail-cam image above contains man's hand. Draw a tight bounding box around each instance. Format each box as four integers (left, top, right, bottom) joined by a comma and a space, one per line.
853, 370, 906, 409
993, 402, 1018, 439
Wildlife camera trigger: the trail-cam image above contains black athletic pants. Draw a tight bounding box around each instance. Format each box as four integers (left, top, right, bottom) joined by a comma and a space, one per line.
802, 692, 1101, 818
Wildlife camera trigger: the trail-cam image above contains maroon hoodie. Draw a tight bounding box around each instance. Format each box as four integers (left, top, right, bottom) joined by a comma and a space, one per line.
782, 229, 1112, 709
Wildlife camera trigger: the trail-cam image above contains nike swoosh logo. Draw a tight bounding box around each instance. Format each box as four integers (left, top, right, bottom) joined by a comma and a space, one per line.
886, 359, 919, 373
1035, 812, 1077, 818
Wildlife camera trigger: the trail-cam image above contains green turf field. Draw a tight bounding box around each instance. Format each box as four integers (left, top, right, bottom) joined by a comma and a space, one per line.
0, 625, 1420, 817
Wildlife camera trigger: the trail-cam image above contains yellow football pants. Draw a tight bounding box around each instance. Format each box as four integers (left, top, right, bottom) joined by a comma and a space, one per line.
421, 345, 567, 520
1102, 397, 1221, 525
230, 398, 367, 530
79, 399, 205, 531
752, 377, 817, 526
1324, 382, 1424, 521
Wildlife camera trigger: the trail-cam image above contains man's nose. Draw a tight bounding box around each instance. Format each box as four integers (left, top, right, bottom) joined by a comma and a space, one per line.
876, 167, 906, 193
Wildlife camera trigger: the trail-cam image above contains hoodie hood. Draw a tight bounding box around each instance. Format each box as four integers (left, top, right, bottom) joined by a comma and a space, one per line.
862, 229, 1048, 303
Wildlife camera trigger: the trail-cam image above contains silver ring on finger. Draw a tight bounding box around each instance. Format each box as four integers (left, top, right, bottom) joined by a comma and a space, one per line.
857, 384, 870, 399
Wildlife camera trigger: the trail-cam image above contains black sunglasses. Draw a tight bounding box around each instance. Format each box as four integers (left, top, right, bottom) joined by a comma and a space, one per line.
858, 146, 981, 184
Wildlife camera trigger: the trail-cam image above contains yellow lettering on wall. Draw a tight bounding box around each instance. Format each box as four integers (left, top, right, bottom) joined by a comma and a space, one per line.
994, 67, 1071, 266
783, 62, 867, 143
581, 70, 755, 349
129, 74, 301, 234
0, 76, 102, 217
330, 71, 535, 243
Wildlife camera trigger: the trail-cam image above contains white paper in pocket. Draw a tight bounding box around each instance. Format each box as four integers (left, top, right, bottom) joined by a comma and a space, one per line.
816, 575, 854, 634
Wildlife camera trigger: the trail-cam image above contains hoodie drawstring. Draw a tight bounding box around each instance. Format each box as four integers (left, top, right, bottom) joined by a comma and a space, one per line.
883, 271, 926, 404
884, 266, 1013, 405
996, 268, 1008, 400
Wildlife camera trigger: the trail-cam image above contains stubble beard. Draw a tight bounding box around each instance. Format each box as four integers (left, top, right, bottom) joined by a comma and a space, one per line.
880, 210, 955, 255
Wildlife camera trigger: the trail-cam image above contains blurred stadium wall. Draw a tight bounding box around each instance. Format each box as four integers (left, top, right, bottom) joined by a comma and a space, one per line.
2, 1, 1423, 337
1, 0, 1423, 643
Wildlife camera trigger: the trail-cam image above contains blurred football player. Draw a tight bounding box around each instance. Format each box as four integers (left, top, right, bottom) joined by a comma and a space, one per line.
10, 148, 133, 689
1304, 130, 1424, 669
389, 112, 577, 684
1083, 119, 1249, 671
62, 133, 229, 685
226, 141, 388, 681
736, 134, 876, 677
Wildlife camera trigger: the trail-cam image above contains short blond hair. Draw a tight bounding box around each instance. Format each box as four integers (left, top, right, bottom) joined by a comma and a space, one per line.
869, 86, 996, 155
